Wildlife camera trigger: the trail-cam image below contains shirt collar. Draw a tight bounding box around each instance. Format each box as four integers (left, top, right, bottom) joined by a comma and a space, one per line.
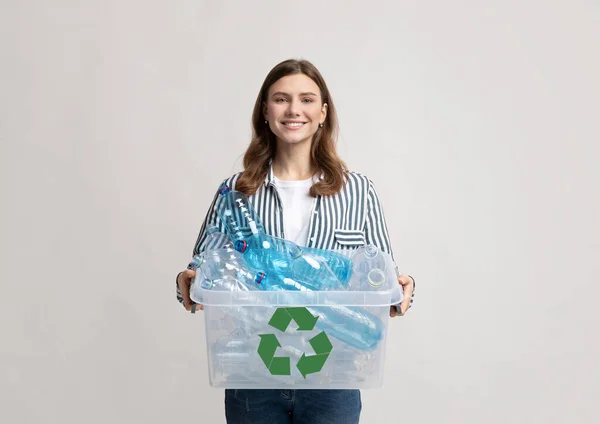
264, 159, 275, 186
263, 158, 324, 187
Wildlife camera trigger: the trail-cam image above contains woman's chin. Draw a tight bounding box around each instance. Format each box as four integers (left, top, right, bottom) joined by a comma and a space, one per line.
276, 136, 312, 146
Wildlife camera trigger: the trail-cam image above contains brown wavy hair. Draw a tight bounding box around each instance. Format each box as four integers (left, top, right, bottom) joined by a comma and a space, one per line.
235, 59, 348, 197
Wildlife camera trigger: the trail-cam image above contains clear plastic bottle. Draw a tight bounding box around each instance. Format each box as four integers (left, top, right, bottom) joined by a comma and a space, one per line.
302, 246, 353, 284
348, 244, 388, 291
196, 246, 267, 292
204, 224, 233, 249
187, 225, 232, 270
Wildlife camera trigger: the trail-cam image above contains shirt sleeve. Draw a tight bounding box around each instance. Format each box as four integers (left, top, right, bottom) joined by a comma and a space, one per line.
176, 178, 230, 306
363, 178, 415, 309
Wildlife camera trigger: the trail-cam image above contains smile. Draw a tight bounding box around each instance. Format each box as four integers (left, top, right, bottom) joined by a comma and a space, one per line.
282, 122, 306, 128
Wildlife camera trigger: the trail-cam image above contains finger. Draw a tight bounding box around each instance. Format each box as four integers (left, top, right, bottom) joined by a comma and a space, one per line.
398, 276, 414, 303
183, 269, 196, 280
189, 301, 204, 312
398, 274, 414, 288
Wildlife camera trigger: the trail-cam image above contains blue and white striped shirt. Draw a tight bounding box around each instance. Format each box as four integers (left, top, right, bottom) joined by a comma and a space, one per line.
177, 166, 414, 308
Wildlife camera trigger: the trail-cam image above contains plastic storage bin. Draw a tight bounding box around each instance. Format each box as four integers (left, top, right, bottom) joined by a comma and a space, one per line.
190, 250, 403, 389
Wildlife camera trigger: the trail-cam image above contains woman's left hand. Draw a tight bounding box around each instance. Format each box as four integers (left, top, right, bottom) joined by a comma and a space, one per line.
390, 274, 414, 317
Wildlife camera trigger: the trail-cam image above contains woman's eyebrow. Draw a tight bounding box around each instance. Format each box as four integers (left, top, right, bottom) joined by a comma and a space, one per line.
271, 91, 318, 97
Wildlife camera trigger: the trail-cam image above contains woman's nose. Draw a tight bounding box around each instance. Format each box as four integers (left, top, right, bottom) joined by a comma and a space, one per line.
285, 99, 301, 115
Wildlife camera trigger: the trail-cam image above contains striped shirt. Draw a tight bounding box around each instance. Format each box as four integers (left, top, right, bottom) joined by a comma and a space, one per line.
176, 165, 415, 308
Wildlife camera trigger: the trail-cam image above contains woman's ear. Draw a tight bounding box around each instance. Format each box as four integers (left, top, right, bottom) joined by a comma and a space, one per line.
321, 102, 328, 122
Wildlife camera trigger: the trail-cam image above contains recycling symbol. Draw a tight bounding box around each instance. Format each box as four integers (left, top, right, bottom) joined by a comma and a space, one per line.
257, 307, 333, 378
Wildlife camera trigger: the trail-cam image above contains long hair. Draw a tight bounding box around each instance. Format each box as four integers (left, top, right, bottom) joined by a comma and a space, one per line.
235, 59, 347, 197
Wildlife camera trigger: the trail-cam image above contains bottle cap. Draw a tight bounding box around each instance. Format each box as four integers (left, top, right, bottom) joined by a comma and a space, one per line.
368, 269, 385, 287
200, 279, 214, 290
289, 246, 303, 259
365, 244, 379, 258
188, 254, 204, 270
219, 183, 231, 196
234, 240, 248, 253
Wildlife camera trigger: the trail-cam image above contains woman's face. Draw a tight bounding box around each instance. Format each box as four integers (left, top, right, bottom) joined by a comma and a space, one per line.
263, 74, 328, 147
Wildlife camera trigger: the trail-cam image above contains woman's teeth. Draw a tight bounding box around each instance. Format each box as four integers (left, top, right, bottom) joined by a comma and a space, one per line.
284, 122, 305, 127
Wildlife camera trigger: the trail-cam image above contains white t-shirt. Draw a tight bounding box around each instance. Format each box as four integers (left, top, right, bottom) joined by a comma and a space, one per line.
273, 176, 315, 247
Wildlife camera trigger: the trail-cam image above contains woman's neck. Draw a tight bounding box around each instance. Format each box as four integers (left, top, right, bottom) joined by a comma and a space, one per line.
272, 143, 314, 181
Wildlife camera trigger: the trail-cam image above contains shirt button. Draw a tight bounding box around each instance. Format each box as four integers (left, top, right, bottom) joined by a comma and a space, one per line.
310, 237, 315, 241
313, 210, 318, 214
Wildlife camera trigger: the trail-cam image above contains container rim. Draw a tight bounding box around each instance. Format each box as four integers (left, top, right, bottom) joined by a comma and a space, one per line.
190, 283, 404, 307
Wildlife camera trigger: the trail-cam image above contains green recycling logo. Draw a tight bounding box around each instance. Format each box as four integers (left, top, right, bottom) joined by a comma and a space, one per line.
257, 307, 333, 378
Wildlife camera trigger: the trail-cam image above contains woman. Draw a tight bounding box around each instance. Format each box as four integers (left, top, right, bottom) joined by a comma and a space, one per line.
176, 58, 415, 424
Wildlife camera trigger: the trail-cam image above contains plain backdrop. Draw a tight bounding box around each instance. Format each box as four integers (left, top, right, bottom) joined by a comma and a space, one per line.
1, 1, 598, 423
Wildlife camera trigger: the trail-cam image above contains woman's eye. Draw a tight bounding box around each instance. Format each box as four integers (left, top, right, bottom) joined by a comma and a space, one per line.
275, 98, 287, 103
302, 98, 313, 103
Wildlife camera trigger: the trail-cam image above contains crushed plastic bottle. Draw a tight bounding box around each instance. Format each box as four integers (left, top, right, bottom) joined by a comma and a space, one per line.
233, 233, 346, 291
348, 244, 388, 291
196, 246, 266, 292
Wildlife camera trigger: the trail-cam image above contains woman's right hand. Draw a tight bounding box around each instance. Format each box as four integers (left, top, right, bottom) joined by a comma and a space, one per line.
177, 269, 203, 312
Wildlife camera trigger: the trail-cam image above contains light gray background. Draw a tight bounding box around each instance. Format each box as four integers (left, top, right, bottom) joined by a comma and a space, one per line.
1, 1, 598, 423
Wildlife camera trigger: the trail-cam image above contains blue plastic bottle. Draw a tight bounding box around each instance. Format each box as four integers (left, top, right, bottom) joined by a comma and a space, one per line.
216, 184, 265, 240
233, 233, 346, 291
308, 305, 384, 351
215, 184, 351, 289
302, 246, 353, 283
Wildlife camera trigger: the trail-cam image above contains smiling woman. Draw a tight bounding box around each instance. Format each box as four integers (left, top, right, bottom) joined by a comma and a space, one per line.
175, 58, 415, 424
235, 59, 347, 196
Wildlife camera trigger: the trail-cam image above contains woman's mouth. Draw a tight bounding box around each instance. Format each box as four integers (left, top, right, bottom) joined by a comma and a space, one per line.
282, 122, 306, 129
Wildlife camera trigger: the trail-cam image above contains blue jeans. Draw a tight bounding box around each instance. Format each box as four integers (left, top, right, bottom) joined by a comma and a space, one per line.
224, 389, 361, 424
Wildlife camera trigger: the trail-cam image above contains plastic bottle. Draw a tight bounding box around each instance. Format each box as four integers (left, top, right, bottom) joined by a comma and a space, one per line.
215, 184, 352, 287
307, 305, 384, 351
196, 246, 267, 292
348, 244, 388, 291
204, 224, 233, 249
302, 246, 353, 283
241, 287, 385, 351
187, 225, 232, 270
233, 233, 346, 291
216, 184, 264, 240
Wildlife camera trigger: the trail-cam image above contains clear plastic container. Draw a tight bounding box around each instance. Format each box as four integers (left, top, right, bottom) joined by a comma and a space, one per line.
190, 249, 403, 389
